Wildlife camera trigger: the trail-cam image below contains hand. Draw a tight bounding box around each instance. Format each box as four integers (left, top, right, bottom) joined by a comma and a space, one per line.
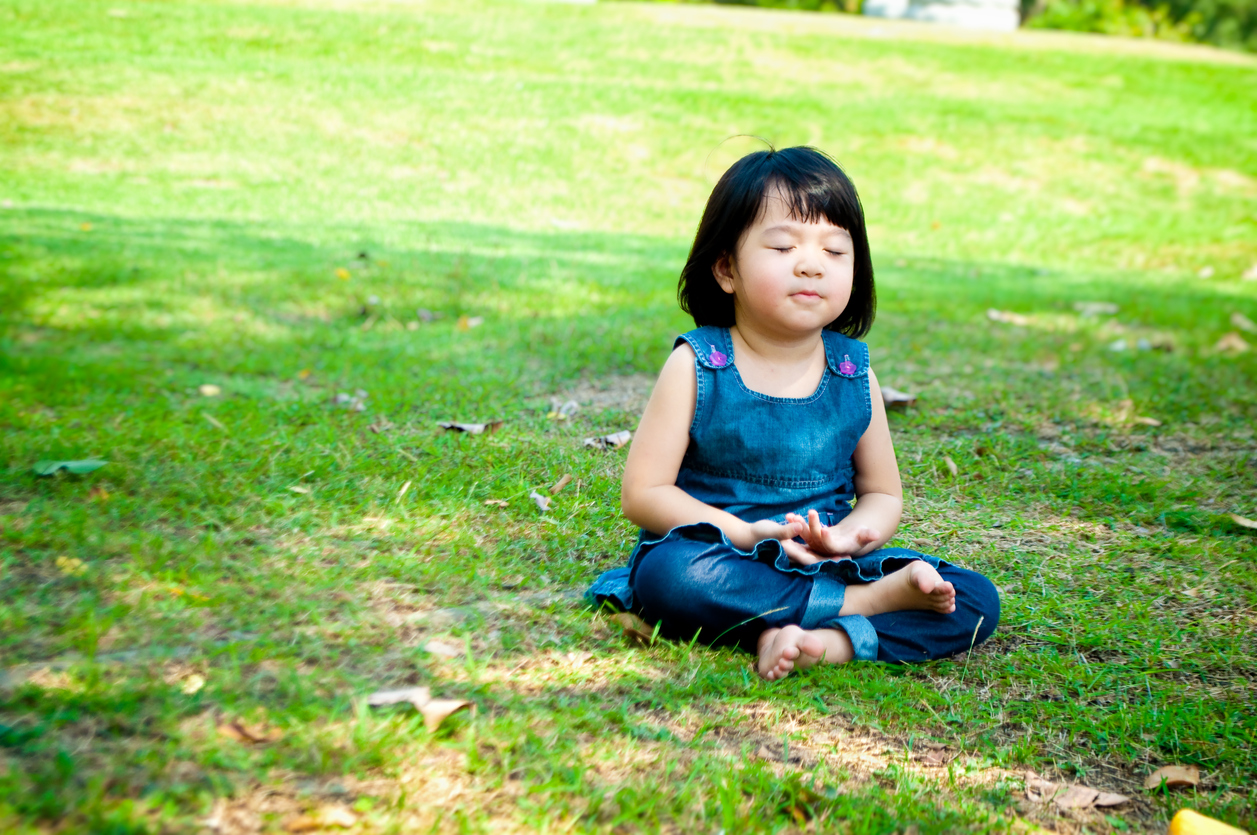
738, 517, 808, 551
779, 510, 880, 566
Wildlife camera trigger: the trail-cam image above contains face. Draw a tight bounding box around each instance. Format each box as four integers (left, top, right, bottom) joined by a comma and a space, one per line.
713, 190, 855, 338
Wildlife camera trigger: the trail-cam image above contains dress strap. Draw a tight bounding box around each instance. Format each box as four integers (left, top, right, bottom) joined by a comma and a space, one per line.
822, 330, 869, 377
675, 326, 733, 370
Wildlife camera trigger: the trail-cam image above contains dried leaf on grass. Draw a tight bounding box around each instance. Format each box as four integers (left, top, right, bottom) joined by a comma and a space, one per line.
422, 640, 464, 658
549, 474, 573, 494
611, 612, 655, 643
198, 384, 221, 397
419, 699, 474, 732
1073, 301, 1119, 317
33, 459, 108, 476
1231, 312, 1257, 333
1215, 332, 1250, 353
218, 717, 283, 745
288, 485, 311, 494
943, 455, 959, 477
284, 804, 358, 832
528, 490, 551, 511
915, 748, 953, 766
1145, 764, 1200, 790
204, 414, 228, 432
178, 673, 206, 695
484, 499, 509, 508
1133, 416, 1163, 427
584, 430, 632, 450
1024, 774, 1129, 810
987, 308, 1031, 326
365, 686, 473, 732
437, 420, 504, 435
1054, 785, 1100, 809
881, 386, 917, 410
456, 315, 484, 331
1229, 513, 1257, 530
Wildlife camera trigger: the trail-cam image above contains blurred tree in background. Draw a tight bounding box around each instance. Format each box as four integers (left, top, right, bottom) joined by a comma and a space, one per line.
1023, 0, 1255, 52
701, 0, 1256, 51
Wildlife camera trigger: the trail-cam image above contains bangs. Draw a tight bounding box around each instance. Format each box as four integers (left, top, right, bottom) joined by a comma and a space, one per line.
752, 170, 864, 236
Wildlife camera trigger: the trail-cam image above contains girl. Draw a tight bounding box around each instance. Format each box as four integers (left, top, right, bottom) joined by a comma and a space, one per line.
588, 146, 999, 680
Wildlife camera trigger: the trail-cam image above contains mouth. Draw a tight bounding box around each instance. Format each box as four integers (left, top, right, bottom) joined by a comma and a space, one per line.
791, 291, 822, 301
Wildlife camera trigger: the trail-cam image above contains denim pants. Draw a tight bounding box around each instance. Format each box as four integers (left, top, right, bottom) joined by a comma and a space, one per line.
622, 526, 1000, 663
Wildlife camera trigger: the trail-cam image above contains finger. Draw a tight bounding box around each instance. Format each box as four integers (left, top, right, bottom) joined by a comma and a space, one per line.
779, 518, 805, 540
781, 539, 821, 566
858, 527, 881, 545
807, 510, 825, 545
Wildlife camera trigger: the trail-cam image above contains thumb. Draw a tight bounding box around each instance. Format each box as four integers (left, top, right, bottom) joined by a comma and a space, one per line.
781, 518, 806, 539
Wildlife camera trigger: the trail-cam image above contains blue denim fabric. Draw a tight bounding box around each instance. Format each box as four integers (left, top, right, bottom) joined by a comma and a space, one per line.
589, 522, 999, 661
674, 325, 870, 522
586, 327, 1001, 662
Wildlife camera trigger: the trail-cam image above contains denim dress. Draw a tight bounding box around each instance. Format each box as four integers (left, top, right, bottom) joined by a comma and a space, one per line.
587, 326, 999, 663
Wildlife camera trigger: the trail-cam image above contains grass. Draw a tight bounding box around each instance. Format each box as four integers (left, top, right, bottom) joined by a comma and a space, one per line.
1, 0, 1256, 831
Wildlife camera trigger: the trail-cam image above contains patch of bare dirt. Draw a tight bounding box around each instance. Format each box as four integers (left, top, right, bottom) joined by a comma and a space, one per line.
555, 373, 655, 416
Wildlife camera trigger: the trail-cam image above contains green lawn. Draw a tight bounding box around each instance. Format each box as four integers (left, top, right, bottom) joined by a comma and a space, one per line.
2, 0, 1256, 832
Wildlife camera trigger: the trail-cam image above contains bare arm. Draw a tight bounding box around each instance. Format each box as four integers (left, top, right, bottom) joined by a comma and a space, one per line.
621, 344, 804, 551
845, 367, 904, 548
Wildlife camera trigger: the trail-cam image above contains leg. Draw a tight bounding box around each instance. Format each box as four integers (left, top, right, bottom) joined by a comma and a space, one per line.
631, 534, 816, 648
866, 565, 1000, 663
632, 533, 864, 681
841, 561, 957, 617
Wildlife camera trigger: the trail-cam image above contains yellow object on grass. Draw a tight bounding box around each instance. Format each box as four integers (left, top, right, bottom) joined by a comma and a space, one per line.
1169, 810, 1248, 835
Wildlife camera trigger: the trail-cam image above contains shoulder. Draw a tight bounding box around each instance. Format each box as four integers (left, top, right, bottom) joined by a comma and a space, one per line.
656, 340, 697, 392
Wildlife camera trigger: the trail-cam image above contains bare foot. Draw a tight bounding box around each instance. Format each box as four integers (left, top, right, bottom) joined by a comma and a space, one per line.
756, 626, 827, 681
841, 560, 957, 617
908, 561, 957, 613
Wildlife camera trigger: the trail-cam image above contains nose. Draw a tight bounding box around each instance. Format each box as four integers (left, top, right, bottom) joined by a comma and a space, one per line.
796, 250, 823, 278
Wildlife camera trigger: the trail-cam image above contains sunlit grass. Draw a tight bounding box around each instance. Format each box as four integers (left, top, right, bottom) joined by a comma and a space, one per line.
2, 0, 1256, 831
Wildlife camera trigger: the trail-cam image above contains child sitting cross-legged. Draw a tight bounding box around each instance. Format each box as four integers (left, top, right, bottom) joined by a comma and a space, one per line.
588, 146, 1000, 679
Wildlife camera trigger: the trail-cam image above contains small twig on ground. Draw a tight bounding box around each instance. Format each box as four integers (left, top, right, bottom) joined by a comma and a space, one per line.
960, 616, 984, 684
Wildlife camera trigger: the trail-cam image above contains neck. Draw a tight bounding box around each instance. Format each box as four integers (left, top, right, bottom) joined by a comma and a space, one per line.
730, 320, 824, 366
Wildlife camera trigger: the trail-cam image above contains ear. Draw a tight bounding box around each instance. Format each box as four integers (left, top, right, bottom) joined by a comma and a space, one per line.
712, 254, 737, 296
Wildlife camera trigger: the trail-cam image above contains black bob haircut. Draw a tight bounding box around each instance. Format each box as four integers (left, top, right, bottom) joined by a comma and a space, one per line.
678, 145, 875, 339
